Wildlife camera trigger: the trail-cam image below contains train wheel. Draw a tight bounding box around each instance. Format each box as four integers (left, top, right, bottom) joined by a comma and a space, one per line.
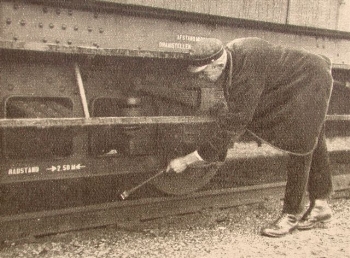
151, 142, 222, 195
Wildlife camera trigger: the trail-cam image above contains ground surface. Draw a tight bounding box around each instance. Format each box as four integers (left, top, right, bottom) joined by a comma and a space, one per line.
1, 194, 350, 258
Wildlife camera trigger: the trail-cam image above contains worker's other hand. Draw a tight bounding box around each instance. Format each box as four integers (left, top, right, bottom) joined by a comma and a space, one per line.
166, 151, 203, 173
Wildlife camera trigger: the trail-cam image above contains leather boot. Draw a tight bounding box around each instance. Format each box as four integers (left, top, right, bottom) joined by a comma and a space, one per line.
261, 213, 298, 237
298, 199, 332, 230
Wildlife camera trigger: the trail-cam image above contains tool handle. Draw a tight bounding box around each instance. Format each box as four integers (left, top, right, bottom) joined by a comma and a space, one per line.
120, 170, 165, 200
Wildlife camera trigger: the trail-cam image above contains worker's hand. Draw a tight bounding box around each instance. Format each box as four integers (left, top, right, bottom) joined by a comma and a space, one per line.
166, 157, 188, 173
166, 151, 203, 173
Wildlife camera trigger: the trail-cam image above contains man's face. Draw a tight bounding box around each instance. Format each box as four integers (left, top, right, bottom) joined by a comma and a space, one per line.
197, 63, 225, 82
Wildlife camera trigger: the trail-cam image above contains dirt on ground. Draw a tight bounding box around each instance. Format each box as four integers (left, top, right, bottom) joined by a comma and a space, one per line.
1, 193, 350, 258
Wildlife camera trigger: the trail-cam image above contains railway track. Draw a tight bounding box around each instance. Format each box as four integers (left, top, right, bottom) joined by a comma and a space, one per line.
1, 140, 350, 243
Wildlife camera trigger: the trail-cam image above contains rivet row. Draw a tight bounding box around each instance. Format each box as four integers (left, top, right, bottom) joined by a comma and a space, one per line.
5, 20, 104, 33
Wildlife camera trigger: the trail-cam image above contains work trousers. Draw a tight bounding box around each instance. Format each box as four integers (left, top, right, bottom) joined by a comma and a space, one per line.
282, 126, 333, 214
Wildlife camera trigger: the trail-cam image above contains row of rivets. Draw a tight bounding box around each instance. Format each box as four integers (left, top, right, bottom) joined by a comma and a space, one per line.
5, 19, 104, 33
13, 4, 99, 18
11, 33, 100, 47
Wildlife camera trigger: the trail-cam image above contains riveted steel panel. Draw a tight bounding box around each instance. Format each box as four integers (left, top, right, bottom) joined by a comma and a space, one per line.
113, 0, 289, 24
338, 0, 350, 32
0, 62, 79, 108
0, 1, 165, 51
287, 0, 341, 30
224, 0, 288, 23
0, 0, 350, 67
97, 0, 350, 33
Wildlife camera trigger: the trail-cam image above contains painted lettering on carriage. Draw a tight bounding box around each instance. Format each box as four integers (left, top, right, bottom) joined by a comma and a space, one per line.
159, 35, 209, 50
176, 35, 207, 42
158, 42, 191, 50
8, 166, 40, 175
46, 164, 86, 172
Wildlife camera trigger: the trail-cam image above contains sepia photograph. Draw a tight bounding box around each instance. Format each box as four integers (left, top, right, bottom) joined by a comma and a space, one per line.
0, 0, 350, 257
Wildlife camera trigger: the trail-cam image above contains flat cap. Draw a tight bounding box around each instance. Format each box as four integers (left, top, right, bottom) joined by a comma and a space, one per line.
188, 38, 224, 73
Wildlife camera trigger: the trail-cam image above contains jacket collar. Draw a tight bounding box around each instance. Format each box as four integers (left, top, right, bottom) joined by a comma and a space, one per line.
220, 48, 233, 99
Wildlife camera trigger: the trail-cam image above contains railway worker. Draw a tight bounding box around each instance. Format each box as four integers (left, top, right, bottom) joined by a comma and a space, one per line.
166, 37, 334, 237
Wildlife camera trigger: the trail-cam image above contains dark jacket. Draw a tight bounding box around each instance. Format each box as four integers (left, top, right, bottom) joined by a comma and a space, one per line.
197, 37, 333, 162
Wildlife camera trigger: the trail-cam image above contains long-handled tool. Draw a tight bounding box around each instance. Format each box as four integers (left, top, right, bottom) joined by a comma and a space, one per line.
119, 169, 166, 200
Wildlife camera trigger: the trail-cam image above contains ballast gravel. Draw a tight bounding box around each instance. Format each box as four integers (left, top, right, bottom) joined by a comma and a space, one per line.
1, 195, 350, 258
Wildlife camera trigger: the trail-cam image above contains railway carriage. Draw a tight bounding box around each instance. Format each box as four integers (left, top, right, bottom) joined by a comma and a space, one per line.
1, 0, 350, 241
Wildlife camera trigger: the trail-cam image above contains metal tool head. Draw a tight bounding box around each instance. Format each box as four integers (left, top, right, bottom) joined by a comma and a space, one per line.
119, 191, 129, 200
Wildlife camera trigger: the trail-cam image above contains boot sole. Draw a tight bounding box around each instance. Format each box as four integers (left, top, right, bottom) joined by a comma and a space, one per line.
297, 218, 333, 230
261, 227, 297, 238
